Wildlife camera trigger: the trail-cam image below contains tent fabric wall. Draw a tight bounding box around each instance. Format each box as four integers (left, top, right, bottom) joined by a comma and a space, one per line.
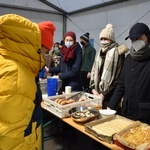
66, 0, 150, 50
0, 0, 57, 12
0, 0, 150, 50
0, 0, 64, 48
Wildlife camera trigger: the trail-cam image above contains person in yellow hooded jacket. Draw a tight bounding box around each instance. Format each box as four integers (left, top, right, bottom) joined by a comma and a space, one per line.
0, 14, 55, 150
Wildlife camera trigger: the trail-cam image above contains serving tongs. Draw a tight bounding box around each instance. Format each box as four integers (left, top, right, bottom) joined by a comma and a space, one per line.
66, 88, 89, 101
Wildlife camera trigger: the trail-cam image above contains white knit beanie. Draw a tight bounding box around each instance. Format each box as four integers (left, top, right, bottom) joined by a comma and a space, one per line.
99, 24, 115, 42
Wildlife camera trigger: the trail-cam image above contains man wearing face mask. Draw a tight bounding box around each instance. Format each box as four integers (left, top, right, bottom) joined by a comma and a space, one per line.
80, 32, 96, 92
108, 22, 150, 124
90, 24, 128, 109
49, 31, 82, 91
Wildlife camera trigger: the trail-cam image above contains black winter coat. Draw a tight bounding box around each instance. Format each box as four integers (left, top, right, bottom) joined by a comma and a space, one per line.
49, 43, 82, 91
108, 54, 150, 124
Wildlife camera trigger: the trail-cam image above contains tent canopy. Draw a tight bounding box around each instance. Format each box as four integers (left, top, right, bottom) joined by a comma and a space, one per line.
40, 0, 127, 15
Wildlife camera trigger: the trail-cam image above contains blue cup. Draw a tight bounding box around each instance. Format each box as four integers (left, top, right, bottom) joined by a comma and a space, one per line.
47, 78, 58, 96
47, 87, 57, 96
39, 68, 45, 78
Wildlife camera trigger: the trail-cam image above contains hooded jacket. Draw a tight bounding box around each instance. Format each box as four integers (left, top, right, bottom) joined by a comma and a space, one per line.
0, 14, 45, 149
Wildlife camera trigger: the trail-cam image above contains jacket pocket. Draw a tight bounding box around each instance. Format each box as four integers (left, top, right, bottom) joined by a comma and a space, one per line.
138, 103, 150, 124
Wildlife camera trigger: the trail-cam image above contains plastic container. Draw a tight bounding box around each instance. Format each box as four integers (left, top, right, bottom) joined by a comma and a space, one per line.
47, 78, 58, 96
43, 92, 103, 118
39, 79, 47, 94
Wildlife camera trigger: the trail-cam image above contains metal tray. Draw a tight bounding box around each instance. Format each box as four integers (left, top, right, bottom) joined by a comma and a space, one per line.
68, 106, 100, 123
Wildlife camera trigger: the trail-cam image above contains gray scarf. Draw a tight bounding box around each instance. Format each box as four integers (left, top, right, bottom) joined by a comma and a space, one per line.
90, 42, 119, 92
130, 43, 150, 60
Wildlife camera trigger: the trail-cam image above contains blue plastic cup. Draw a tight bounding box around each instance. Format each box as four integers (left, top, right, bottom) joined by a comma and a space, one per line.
47, 87, 57, 96
47, 78, 58, 96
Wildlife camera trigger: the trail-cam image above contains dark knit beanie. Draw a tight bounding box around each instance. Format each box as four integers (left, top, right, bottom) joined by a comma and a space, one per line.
80, 32, 90, 42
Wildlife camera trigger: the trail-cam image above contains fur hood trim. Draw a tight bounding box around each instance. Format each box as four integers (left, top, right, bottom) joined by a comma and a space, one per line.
118, 43, 129, 55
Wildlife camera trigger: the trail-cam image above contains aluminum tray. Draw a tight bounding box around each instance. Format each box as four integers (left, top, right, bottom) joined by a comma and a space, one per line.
69, 106, 101, 123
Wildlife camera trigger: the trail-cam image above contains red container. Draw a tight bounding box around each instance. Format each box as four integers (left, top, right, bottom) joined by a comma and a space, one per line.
114, 140, 134, 150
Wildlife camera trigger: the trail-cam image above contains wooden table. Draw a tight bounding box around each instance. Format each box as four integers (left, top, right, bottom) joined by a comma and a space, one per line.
41, 102, 123, 150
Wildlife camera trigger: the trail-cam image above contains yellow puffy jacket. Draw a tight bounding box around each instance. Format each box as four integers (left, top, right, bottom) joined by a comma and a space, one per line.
0, 14, 45, 150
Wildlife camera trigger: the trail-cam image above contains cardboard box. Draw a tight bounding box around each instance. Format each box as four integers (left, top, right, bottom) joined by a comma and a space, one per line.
114, 121, 150, 150
85, 115, 134, 144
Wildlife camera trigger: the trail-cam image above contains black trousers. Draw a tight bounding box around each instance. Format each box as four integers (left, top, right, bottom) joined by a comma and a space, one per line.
81, 71, 90, 91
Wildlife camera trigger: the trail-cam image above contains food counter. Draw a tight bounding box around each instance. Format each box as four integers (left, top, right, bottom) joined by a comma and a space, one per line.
41, 101, 123, 150
41, 92, 150, 150
62, 116, 123, 150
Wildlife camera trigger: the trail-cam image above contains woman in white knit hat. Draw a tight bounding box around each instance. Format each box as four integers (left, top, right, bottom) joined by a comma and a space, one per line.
90, 24, 128, 109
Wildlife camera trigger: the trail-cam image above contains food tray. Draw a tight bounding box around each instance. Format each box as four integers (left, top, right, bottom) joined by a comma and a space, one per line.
69, 106, 101, 123
43, 92, 103, 118
84, 115, 134, 144
114, 121, 150, 150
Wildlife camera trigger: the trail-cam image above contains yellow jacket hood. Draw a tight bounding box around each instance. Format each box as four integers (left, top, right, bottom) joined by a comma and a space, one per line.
0, 14, 45, 149
0, 14, 45, 76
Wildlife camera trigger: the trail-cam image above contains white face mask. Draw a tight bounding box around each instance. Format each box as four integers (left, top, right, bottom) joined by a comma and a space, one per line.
100, 40, 110, 47
132, 40, 146, 52
65, 41, 74, 48
100, 40, 110, 45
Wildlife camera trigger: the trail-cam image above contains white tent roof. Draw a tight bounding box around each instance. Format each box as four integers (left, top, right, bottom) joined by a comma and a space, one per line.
40, 0, 126, 15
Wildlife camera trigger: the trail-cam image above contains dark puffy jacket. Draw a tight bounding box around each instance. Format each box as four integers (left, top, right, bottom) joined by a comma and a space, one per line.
49, 43, 82, 91
108, 54, 150, 124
